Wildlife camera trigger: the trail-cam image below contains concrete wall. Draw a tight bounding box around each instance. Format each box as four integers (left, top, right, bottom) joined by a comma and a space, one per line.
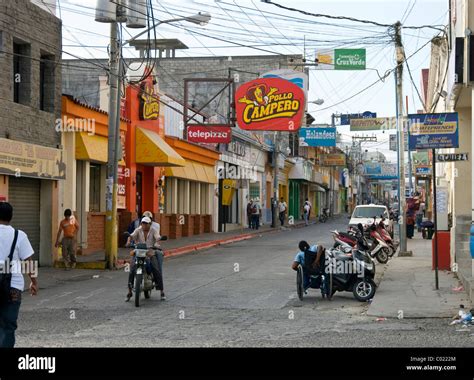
0, 0, 61, 148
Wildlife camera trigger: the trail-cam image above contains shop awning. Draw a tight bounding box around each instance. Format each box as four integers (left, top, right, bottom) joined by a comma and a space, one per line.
310, 184, 326, 192
165, 161, 217, 184
75, 132, 108, 163
136, 127, 185, 167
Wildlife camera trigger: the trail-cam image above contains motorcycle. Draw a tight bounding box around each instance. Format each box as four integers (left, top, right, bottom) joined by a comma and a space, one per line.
319, 208, 329, 223
366, 220, 390, 264
376, 217, 398, 257
326, 246, 377, 302
126, 234, 167, 307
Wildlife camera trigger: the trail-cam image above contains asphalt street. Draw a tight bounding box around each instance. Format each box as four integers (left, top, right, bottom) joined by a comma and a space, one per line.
16, 217, 474, 347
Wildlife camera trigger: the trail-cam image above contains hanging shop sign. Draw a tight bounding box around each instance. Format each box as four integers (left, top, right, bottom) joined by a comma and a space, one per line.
117, 165, 126, 209
408, 112, 459, 150
187, 125, 232, 144
235, 78, 305, 131
299, 127, 336, 147
222, 179, 236, 206
139, 81, 160, 120
436, 152, 468, 162
389, 134, 408, 151
350, 117, 396, 131
415, 166, 432, 176
320, 153, 346, 166
364, 163, 398, 180
340, 111, 376, 125
316, 48, 366, 70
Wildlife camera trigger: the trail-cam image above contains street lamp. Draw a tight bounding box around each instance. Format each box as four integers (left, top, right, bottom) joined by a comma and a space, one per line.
308, 99, 324, 106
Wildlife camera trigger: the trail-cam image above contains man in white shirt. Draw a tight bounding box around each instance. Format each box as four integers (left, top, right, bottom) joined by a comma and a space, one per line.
278, 197, 287, 227
303, 202, 311, 226
0, 202, 38, 347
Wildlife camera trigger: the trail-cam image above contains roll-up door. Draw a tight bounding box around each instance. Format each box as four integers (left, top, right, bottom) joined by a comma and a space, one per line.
9, 177, 41, 262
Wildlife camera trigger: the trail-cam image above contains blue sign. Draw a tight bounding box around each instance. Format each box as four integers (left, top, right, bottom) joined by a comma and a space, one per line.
415, 166, 431, 175
299, 127, 336, 147
408, 113, 459, 150
364, 163, 398, 180
340, 111, 376, 126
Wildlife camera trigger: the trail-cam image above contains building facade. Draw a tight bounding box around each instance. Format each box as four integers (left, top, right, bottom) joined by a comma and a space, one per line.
0, 0, 63, 266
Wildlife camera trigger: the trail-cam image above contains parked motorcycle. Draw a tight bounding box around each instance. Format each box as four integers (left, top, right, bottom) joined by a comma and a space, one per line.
366, 219, 390, 264
376, 217, 399, 257
326, 247, 377, 302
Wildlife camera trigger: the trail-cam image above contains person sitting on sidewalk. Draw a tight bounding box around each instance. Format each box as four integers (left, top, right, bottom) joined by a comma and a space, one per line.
55, 209, 79, 270
125, 217, 165, 301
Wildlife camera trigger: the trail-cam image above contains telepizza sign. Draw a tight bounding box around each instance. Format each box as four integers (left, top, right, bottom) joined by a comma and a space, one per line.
235, 78, 305, 131
187, 125, 232, 144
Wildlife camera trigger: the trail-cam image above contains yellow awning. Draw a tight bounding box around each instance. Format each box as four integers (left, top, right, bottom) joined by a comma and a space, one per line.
165, 161, 217, 184
75, 132, 108, 163
136, 127, 185, 167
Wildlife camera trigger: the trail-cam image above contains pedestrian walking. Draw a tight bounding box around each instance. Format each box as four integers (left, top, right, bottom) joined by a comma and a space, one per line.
303, 201, 310, 226
278, 197, 287, 226
0, 202, 38, 348
251, 198, 262, 230
305, 198, 312, 219
246, 199, 254, 229
55, 209, 79, 270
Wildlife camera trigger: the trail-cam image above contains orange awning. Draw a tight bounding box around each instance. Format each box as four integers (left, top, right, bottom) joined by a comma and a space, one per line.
165, 161, 217, 184
75, 132, 108, 163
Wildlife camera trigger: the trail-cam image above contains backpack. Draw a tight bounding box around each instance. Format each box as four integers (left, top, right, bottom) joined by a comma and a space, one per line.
0, 229, 18, 305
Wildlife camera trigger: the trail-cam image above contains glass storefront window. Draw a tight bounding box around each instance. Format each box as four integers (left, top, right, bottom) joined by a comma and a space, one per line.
89, 164, 101, 212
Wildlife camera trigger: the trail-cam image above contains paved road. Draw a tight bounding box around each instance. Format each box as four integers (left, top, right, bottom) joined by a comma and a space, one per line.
16, 217, 474, 347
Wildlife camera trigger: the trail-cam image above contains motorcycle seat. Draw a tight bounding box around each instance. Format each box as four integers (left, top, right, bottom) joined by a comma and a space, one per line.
339, 232, 357, 242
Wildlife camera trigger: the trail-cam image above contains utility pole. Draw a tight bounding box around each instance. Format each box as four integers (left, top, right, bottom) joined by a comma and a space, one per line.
395, 21, 410, 256
272, 132, 280, 228
105, 21, 120, 269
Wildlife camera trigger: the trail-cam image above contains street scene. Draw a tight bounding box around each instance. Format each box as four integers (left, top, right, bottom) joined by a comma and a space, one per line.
1, 0, 474, 360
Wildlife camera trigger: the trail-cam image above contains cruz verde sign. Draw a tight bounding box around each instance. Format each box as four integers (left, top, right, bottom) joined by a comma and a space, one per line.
316, 48, 366, 70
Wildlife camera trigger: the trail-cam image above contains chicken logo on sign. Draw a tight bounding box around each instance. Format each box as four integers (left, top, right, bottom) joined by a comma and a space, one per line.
235, 78, 305, 131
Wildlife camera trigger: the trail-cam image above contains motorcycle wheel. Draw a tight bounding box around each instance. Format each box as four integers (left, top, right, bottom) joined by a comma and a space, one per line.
326, 271, 334, 300
353, 278, 376, 302
375, 247, 389, 264
296, 265, 304, 301
135, 273, 142, 307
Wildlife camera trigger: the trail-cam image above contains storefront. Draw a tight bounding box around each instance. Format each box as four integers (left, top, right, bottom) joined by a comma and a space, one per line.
288, 158, 313, 220
0, 138, 64, 266
122, 75, 186, 241
163, 136, 219, 238
217, 137, 255, 232
61, 95, 128, 255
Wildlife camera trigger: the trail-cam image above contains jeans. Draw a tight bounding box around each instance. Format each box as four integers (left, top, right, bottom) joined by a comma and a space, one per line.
304, 212, 309, 226
251, 214, 260, 230
279, 212, 285, 226
0, 288, 21, 348
416, 214, 423, 230
128, 252, 163, 291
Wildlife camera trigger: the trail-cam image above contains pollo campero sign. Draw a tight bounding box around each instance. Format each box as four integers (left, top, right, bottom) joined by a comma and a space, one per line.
235, 78, 305, 131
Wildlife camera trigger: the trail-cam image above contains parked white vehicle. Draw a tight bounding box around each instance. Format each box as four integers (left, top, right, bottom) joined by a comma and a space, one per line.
349, 204, 394, 236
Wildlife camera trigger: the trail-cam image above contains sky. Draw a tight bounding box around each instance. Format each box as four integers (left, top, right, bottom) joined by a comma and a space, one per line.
51, 0, 448, 162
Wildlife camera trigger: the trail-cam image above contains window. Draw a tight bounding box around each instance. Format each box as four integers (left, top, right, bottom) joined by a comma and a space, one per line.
352, 206, 388, 219
13, 41, 31, 105
40, 53, 55, 112
249, 182, 260, 201
89, 164, 101, 212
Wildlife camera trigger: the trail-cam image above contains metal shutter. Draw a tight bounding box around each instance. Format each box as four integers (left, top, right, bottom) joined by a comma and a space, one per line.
9, 177, 41, 261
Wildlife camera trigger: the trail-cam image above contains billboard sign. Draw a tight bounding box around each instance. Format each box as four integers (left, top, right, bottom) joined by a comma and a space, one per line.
299, 127, 336, 147
316, 48, 366, 70
364, 163, 398, 180
350, 117, 396, 131
340, 111, 376, 125
187, 125, 232, 144
408, 112, 459, 150
320, 153, 346, 166
235, 78, 305, 131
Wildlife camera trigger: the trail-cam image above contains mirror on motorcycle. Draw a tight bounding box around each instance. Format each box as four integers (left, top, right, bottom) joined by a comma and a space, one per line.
160, 235, 168, 241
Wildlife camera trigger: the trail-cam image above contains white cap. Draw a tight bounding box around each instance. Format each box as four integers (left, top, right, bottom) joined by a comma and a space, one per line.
141, 216, 152, 224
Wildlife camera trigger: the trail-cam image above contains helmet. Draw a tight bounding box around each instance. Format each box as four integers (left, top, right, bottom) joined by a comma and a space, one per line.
142, 211, 153, 219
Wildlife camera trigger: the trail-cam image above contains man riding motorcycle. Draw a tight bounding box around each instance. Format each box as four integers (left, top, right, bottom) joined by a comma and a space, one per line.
125, 216, 166, 301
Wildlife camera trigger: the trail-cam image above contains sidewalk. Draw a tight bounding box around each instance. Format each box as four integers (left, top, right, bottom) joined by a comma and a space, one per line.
367, 233, 472, 318
54, 217, 320, 269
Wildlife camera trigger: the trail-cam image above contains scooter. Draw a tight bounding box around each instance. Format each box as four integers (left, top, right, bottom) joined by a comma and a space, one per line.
376, 218, 398, 257
326, 246, 377, 302
367, 220, 390, 264
319, 208, 329, 223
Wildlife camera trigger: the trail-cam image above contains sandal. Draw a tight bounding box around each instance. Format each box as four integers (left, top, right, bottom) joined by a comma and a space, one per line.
125, 290, 132, 302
